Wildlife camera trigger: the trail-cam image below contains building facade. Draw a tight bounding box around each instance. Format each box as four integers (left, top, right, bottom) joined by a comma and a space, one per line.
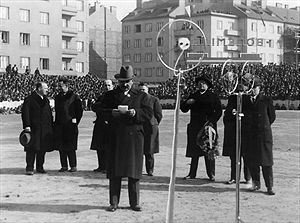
89, 1, 122, 79
122, 0, 300, 83
0, 0, 89, 76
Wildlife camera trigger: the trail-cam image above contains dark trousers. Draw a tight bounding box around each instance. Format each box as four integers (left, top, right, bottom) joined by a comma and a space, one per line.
230, 155, 251, 181
96, 150, 106, 170
249, 165, 273, 189
26, 151, 46, 171
109, 177, 140, 207
144, 154, 154, 174
188, 156, 215, 179
59, 150, 77, 168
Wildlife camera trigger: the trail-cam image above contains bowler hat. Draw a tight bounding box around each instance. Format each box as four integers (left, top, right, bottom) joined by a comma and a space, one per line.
19, 130, 33, 147
114, 65, 135, 81
253, 77, 262, 87
195, 74, 212, 88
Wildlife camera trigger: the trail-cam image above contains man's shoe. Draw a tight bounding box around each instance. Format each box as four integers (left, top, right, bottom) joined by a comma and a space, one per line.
93, 167, 102, 172
69, 167, 77, 172
131, 205, 142, 212
107, 205, 118, 212
25, 171, 34, 175
226, 179, 236, 184
267, 188, 275, 195
58, 167, 68, 172
147, 172, 153, 176
245, 180, 252, 185
36, 169, 47, 174
248, 185, 260, 191
183, 175, 195, 180
209, 176, 215, 182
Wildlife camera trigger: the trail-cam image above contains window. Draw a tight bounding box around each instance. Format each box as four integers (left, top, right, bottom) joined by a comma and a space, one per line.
217, 51, 223, 57
157, 37, 163, 46
20, 57, 30, 69
77, 1, 84, 11
260, 23, 266, 33
76, 62, 84, 72
134, 68, 141, 77
145, 23, 152, 32
76, 20, 84, 32
20, 33, 30, 45
156, 22, 163, 31
40, 12, 49, 24
217, 20, 223, 30
40, 58, 49, 70
134, 54, 141, 63
134, 39, 141, 48
251, 22, 257, 32
145, 38, 152, 47
228, 22, 234, 30
277, 55, 282, 63
197, 20, 204, 29
268, 39, 274, 48
62, 60, 67, 70
157, 52, 163, 62
0, 56, 9, 69
124, 25, 130, 34
277, 26, 282, 34
0, 6, 9, 19
62, 0, 67, 6
123, 40, 130, 48
20, 9, 30, 22
124, 54, 130, 63
277, 40, 283, 49
269, 24, 274, 34
156, 67, 163, 76
1, 31, 9, 43
268, 53, 274, 62
135, 24, 141, 33
260, 53, 265, 62
145, 68, 152, 77
145, 53, 152, 62
40, 35, 49, 47
77, 41, 84, 52
62, 39, 68, 49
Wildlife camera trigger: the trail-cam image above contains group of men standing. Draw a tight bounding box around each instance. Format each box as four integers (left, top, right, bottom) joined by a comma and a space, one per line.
20, 64, 276, 213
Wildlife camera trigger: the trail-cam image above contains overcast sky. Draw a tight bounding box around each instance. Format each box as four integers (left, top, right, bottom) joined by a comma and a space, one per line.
89, 0, 300, 21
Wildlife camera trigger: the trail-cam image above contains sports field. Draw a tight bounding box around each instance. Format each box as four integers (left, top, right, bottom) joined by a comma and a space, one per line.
0, 110, 299, 223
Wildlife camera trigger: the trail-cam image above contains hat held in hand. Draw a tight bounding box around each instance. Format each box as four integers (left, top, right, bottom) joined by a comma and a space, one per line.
114, 65, 135, 81
19, 130, 33, 147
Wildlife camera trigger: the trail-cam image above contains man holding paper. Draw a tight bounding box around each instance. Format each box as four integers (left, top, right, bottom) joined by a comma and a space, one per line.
100, 65, 153, 212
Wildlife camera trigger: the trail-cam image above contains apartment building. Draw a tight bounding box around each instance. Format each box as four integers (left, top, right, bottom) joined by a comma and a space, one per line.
122, 0, 300, 83
0, 0, 89, 75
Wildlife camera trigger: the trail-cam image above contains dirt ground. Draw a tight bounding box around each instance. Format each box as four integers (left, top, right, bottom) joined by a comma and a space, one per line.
0, 110, 299, 223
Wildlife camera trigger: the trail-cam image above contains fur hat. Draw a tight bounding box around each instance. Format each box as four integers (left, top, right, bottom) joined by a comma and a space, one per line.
114, 65, 135, 81
19, 130, 33, 147
195, 74, 212, 88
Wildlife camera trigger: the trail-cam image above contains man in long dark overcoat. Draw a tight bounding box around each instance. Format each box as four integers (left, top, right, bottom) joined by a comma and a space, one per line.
21, 82, 54, 175
100, 65, 152, 212
242, 77, 276, 195
180, 74, 222, 181
90, 79, 114, 172
222, 84, 251, 185
54, 77, 83, 172
138, 82, 163, 176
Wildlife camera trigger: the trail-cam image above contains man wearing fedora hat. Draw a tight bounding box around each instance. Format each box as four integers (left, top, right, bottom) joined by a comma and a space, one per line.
181, 74, 222, 181
99, 65, 153, 212
241, 77, 276, 195
21, 82, 54, 175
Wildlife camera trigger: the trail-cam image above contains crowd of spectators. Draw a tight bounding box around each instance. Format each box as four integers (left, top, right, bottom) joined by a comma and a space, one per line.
1, 63, 299, 114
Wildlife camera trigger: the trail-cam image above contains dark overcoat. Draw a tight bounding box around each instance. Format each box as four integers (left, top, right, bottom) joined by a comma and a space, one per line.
54, 90, 83, 151
100, 87, 153, 179
143, 95, 163, 155
21, 91, 54, 152
241, 92, 276, 166
180, 89, 222, 157
90, 94, 111, 151
222, 94, 249, 157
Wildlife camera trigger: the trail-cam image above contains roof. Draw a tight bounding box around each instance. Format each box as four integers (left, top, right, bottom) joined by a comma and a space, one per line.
122, 2, 178, 22
267, 6, 300, 25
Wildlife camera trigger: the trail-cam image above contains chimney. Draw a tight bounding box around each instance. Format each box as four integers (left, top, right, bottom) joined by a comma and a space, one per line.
284, 4, 289, 9
275, 3, 282, 8
110, 6, 117, 16
137, 0, 143, 8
